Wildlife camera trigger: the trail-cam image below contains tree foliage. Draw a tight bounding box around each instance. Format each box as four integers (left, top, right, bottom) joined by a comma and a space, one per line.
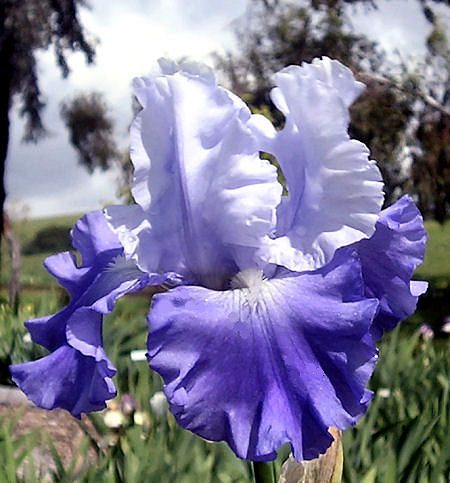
61, 92, 119, 173
216, 0, 449, 219
411, 0, 449, 221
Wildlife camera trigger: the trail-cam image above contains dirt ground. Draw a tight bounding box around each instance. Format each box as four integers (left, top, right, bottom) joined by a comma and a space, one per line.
0, 402, 98, 481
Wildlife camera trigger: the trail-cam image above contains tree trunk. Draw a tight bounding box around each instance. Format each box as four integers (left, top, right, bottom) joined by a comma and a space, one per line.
0, 26, 14, 272
0, 59, 12, 241
4, 214, 21, 314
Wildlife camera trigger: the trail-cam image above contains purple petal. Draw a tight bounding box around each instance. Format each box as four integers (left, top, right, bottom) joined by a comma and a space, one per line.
25, 309, 71, 352
349, 195, 428, 339
66, 308, 104, 358
44, 252, 91, 299
10, 345, 116, 418
71, 210, 123, 266
11, 211, 154, 416
147, 251, 378, 461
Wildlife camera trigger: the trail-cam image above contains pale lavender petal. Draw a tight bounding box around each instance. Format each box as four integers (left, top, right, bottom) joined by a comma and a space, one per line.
298, 57, 366, 109
147, 251, 378, 461
410, 281, 428, 297
107, 60, 282, 289
252, 58, 384, 272
348, 195, 428, 339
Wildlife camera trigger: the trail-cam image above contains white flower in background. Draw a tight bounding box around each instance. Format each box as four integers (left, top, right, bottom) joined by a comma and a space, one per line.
104, 409, 125, 429
150, 391, 168, 417
377, 388, 391, 399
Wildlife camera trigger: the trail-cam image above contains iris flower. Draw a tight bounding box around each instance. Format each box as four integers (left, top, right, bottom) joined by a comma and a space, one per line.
10, 58, 427, 462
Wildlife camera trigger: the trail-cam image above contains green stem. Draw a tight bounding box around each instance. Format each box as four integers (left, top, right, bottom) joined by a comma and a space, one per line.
252, 461, 274, 483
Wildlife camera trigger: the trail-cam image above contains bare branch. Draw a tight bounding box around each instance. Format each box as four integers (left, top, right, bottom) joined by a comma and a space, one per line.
357, 71, 450, 117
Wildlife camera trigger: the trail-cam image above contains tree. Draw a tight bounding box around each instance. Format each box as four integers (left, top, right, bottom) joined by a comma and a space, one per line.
410, 2, 449, 221
0, 0, 96, 239
60, 92, 119, 173
60, 91, 133, 201
216, 0, 449, 216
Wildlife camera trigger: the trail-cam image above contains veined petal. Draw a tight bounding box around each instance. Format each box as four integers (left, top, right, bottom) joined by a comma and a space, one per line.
147, 251, 378, 461
107, 60, 282, 289
10, 345, 116, 418
348, 195, 428, 339
253, 57, 384, 272
10, 211, 152, 416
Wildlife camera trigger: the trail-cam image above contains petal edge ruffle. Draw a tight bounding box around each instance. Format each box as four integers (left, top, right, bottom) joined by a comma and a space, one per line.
349, 195, 428, 339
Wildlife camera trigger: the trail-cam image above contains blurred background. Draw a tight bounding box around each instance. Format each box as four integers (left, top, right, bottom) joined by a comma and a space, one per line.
0, 1, 448, 482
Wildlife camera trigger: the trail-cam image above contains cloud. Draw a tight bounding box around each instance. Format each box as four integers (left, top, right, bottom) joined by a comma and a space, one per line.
348, 0, 431, 56
14, 167, 122, 219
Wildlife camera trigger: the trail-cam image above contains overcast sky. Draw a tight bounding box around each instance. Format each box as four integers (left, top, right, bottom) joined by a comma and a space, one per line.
5, 0, 441, 219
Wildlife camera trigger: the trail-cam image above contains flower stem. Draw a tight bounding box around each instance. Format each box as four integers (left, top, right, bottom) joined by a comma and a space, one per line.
252, 461, 274, 483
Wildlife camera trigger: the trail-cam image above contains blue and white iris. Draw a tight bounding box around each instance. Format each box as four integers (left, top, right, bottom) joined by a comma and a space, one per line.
10, 58, 427, 462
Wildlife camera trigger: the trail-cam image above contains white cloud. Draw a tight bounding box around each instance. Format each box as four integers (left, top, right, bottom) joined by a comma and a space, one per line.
17, 167, 122, 219
349, 0, 432, 57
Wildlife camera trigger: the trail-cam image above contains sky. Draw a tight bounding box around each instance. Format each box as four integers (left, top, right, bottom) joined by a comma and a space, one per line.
5, 0, 442, 219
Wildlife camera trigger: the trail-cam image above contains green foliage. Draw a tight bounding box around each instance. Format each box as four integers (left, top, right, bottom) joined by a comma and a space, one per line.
413, 220, 450, 332
22, 226, 72, 255
0, 297, 50, 384
0, 409, 40, 483
343, 328, 449, 482
81, 410, 252, 483
416, 220, 450, 285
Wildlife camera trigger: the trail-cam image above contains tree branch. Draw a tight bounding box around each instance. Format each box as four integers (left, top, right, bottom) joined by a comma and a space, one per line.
357, 71, 450, 117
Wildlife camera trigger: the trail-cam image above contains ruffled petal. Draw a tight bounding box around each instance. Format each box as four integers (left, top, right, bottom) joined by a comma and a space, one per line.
147, 251, 378, 461
297, 57, 366, 109
107, 59, 282, 289
252, 57, 384, 272
10, 344, 116, 418
44, 252, 91, 299
10, 211, 153, 416
348, 195, 428, 339
71, 210, 123, 267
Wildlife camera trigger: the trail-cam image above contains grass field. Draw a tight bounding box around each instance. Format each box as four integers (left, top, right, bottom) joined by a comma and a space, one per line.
1, 214, 81, 287
0, 214, 449, 482
415, 220, 450, 290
